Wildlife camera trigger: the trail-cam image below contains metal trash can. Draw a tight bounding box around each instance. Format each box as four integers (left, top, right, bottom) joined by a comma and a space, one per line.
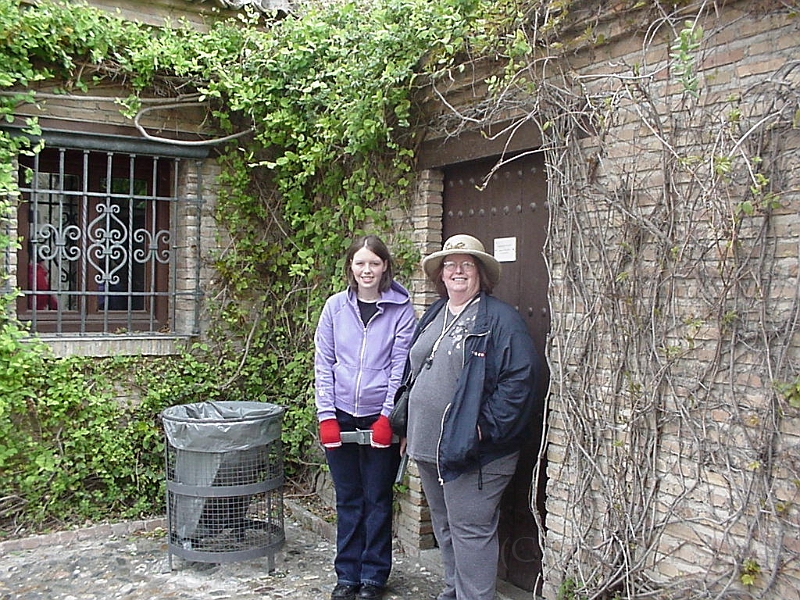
162, 401, 285, 569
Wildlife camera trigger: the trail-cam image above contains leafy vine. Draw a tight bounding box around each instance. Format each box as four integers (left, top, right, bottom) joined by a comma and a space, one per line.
5, 2, 795, 597
0, 0, 511, 530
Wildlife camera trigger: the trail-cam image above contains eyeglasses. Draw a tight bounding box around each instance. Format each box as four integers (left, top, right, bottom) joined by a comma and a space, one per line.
442, 260, 477, 272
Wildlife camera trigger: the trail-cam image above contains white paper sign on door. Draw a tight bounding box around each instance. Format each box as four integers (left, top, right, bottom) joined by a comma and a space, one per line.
494, 237, 517, 263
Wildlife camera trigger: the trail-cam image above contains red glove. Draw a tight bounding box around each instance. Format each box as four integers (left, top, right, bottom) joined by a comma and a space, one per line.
370, 415, 393, 448
319, 419, 342, 449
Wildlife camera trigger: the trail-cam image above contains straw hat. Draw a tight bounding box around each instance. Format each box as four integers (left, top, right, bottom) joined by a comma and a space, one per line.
422, 234, 501, 287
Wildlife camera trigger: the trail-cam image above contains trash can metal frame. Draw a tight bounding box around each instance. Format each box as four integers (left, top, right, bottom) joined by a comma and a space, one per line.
162, 401, 285, 570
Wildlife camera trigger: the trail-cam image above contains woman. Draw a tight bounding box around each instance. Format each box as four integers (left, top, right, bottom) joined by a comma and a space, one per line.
314, 235, 416, 600
403, 234, 541, 600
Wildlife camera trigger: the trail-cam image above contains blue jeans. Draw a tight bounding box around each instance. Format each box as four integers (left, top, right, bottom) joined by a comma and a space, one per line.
326, 409, 401, 588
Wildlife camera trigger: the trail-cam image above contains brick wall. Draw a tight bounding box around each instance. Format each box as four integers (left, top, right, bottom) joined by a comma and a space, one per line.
542, 5, 800, 599
174, 157, 222, 339
405, 2, 800, 598
389, 168, 443, 554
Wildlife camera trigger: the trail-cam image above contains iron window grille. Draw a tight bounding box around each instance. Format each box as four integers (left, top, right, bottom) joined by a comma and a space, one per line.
16, 142, 204, 336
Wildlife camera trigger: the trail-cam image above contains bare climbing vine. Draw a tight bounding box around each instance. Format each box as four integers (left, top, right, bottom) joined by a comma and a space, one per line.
424, 1, 800, 598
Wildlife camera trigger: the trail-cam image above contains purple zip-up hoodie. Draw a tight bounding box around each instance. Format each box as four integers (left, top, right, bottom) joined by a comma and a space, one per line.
314, 280, 416, 421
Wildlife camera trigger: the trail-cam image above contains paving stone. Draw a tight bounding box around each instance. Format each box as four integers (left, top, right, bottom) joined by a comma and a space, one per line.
0, 502, 444, 600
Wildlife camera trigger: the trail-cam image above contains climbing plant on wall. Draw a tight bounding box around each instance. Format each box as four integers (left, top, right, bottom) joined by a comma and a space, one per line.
423, 2, 800, 598
0, 0, 522, 531
5, 2, 795, 596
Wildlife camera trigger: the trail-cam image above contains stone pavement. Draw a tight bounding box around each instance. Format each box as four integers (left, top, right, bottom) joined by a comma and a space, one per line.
0, 501, 446, 600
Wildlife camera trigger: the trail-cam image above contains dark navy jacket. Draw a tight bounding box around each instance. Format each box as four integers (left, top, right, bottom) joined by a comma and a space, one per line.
405, 292, 542, 483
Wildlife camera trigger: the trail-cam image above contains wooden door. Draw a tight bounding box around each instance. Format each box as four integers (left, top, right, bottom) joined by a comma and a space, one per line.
442, 152, 550, 593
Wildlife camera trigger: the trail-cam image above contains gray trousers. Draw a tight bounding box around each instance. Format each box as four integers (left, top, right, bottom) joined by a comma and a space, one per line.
417, 453, 519, 600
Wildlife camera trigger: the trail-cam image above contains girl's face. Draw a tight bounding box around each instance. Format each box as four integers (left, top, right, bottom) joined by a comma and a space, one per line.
351, 247, 387, 297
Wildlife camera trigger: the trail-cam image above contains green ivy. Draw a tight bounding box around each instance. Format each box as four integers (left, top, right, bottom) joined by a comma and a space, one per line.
0, 0, 524, 531
0, 345, 165, 528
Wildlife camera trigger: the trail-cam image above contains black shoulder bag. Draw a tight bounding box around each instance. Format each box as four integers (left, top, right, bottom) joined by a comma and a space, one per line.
389, 377, 414, 436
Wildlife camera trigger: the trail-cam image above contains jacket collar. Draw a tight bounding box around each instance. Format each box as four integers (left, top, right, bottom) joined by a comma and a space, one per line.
346, 280, 411, 307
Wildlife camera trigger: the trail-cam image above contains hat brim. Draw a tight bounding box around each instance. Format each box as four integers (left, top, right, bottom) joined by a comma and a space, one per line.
422, 248, 501, 287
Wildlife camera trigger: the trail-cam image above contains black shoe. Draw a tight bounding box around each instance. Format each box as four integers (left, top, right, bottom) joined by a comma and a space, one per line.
358, 584, 385, 600
331, 583, 360, 600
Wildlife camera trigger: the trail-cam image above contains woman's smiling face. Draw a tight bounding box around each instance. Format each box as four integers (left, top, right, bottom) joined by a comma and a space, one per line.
441, 253, 481, 301
351, 246, 387, 298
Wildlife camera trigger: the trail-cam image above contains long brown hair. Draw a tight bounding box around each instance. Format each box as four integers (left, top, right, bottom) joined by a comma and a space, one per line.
344, 235, 394, 293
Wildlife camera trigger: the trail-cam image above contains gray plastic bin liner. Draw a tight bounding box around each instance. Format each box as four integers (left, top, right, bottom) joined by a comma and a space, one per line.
162, 401, 284, 541
162, 401, 284, 452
